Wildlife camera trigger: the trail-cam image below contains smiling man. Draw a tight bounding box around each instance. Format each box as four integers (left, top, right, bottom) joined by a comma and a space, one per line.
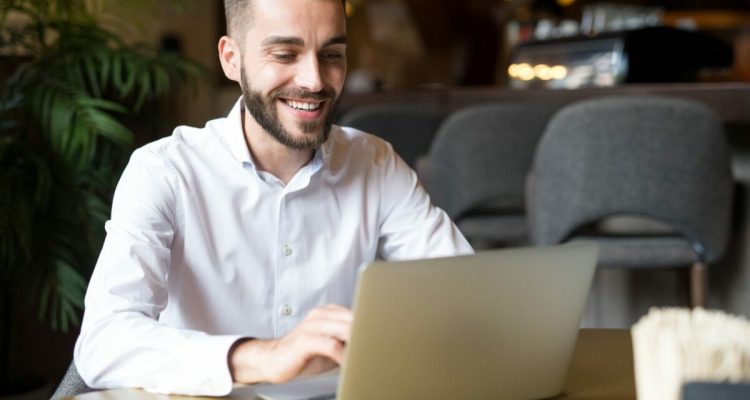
73, 0, 472, 396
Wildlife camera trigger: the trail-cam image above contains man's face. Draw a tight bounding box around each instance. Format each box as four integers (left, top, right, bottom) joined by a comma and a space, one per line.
238, 0, 347, 150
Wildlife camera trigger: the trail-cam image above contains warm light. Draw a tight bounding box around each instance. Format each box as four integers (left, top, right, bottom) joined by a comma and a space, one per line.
345, 1, 354, 17
508, 64, 519, 78
534, 64, 553, 80
517, 63, 535, 81
556, 0, 576, 6
550, 65, 568, 80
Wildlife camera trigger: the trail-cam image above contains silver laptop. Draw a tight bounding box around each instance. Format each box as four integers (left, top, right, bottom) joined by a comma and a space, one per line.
248, 242, 598, 400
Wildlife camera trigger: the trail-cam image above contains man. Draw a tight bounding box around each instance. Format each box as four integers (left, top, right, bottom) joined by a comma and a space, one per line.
74, 0, 472, 396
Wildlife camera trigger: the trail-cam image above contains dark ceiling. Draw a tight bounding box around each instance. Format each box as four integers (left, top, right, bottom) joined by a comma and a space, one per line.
401, 0, 750, 85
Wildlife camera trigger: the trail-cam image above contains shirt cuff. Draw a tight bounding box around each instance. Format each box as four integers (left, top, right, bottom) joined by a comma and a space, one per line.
149, 334, 245, 396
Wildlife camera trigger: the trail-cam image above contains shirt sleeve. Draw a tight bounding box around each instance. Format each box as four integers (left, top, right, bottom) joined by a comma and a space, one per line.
376, 142, 474, 260
74, 147, 243, 396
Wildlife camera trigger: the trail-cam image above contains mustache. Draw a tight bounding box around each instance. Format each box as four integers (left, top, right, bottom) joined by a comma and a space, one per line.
272, 87, 336, 101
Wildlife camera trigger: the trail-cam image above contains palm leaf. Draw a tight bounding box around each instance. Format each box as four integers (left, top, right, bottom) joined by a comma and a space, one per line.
84, 53, 101, 97
1, 0, 200, 332
77, 105, 132, 146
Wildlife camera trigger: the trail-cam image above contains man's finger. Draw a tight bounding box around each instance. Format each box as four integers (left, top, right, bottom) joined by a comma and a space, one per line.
298, 334, 346, 365
306, 305, 353, 323
298, 319, 351, 342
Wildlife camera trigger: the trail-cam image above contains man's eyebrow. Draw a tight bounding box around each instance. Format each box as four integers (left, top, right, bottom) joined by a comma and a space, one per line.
261, 36, 305, 47
322, 35, 347, 47
260, 35, 346, 48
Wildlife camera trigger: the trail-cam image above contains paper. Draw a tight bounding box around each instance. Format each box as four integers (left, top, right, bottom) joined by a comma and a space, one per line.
632, 308, 750, 400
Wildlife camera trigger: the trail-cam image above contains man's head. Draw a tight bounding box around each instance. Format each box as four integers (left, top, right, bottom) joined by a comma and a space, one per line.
223, 0, 346, 44
219, 0, 347, 150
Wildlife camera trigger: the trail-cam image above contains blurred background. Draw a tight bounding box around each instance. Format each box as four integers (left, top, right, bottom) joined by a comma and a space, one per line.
7, 0, 741, 128
95, 0, 750, 127
1, 0, 750, 398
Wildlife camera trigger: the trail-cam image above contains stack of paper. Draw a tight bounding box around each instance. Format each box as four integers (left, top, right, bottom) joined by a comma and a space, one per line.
631, 308, 750, 400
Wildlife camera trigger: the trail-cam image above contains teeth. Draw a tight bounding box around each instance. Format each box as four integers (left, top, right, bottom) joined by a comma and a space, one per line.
286, 100, 321, 111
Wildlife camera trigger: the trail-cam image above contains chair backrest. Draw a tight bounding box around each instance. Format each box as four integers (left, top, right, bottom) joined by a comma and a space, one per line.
337, 103, 446, 167
417, 102, 562, 218
527, 95, 733, 263
51, 361, 94, 400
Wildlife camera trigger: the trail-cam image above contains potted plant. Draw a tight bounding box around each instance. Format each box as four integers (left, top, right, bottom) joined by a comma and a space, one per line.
0, 0, 200, 396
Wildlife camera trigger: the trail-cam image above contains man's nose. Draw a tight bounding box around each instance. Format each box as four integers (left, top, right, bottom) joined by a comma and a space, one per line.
294, 55, 324, 93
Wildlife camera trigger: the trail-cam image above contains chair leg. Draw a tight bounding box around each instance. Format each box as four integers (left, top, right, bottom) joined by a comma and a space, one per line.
689, 262, 707, 308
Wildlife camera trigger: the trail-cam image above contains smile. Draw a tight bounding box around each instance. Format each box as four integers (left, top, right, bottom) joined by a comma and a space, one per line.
282, 99, 323, 112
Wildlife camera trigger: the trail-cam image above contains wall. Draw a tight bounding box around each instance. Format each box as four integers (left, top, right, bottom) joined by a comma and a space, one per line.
107, 0, 240, 130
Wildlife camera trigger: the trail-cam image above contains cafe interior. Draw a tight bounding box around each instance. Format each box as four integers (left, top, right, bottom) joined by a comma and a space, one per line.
2, 0, 750, 398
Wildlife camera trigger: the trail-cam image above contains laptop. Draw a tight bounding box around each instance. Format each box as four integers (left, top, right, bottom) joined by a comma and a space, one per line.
245, 242, 598, 400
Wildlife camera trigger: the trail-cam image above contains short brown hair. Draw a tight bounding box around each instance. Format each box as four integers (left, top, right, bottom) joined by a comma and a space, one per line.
224, 0, 346, 40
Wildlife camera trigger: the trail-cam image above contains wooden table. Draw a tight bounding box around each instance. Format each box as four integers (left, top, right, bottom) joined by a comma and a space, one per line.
558, 329, 635, 399
70, 329, 635, 400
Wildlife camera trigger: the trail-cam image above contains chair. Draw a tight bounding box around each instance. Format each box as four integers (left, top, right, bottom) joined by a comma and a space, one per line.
50, 361, 95, 400
337, 103, 446, 167
416, 102, 562, 248
526, 95, 733, 308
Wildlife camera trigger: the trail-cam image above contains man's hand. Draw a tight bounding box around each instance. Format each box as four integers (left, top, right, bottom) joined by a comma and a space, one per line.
229, 304, 353, 384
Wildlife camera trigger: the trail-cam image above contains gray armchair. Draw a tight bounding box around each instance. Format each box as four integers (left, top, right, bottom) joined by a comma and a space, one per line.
526, 95, 733, 308
337, 103, 446, 168
51, 361, 95, 400
417, 102, 561, 248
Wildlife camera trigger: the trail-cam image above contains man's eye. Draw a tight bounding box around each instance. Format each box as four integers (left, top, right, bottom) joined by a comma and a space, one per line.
272, 53, 296, 62
320, 52, 344, 63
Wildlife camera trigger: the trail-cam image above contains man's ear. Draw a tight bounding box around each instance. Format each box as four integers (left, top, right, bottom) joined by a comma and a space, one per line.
218, 36, 241, 82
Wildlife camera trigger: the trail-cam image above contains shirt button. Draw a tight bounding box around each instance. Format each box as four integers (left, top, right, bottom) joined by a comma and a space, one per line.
282, 245, 293, 256
281, 305, 293, 316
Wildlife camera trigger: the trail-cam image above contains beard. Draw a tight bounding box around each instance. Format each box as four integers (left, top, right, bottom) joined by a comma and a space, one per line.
240, 65, 340, 151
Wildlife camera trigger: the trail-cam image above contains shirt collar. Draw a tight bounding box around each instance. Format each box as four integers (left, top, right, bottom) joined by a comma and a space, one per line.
222, 98, 254, 165
222, 96, 335, 173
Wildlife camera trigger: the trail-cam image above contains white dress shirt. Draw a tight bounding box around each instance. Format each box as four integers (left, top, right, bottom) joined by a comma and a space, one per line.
74, 98, 472, 396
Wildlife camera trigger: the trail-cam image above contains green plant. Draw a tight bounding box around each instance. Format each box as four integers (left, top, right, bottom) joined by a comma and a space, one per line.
0, 0, 200, 388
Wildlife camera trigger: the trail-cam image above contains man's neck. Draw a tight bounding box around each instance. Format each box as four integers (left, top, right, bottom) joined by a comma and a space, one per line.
242, 110, 315, 185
